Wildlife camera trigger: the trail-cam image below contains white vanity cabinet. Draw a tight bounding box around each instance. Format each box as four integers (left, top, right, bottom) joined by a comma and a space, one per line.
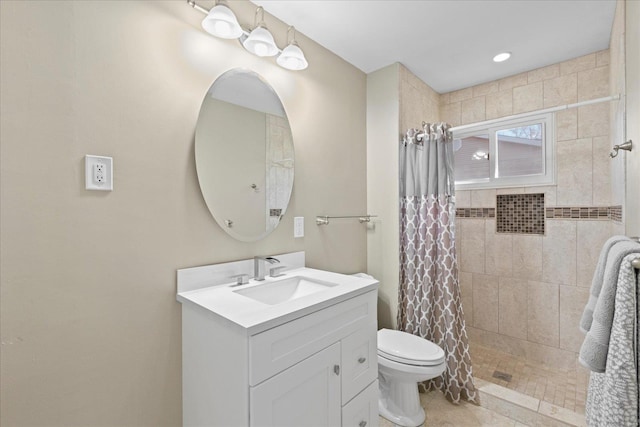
181, 288, 379, 427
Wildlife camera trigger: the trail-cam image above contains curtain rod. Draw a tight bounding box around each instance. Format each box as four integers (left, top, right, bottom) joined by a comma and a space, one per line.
450, 94, 621, 133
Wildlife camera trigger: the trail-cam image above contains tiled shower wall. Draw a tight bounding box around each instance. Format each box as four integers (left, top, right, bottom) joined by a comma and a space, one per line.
441, 51, 617, 369
266, 114, 294, 229
399, 64, 441, 136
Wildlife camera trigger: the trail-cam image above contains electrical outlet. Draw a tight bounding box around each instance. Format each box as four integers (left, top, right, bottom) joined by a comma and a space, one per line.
85, 155, 113, 191
94, 163, 105, 183
294, 217, 304, 238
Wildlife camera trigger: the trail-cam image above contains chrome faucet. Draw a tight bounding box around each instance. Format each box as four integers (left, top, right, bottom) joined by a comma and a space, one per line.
254, 256, 280, 281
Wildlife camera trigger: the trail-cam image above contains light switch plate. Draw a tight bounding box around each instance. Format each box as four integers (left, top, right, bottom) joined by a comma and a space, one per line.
294, 217, 304, 238
85, 155, 113, 191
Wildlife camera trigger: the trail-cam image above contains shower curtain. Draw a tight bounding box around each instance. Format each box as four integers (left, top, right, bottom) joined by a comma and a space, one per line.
397, 123, 477, 404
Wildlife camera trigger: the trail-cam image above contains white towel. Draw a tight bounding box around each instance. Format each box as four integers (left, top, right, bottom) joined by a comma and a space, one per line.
579, 240, 640, 372
580, 235, 631, 333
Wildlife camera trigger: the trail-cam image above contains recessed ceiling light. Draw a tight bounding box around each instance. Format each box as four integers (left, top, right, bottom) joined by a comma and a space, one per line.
493, 52, 511, 63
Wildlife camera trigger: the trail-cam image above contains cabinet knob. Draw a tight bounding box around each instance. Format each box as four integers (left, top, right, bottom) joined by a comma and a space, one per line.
359, 421, 367, 427
333, 365, 340, 375
358, 357, 366, 364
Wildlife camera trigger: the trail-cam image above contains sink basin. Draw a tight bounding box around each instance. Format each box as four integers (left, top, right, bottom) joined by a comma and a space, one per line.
234, 276, 337, 305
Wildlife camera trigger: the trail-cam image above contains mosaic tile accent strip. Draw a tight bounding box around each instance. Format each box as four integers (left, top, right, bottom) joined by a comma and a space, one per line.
458, 203, 622, 223
609, 205, 622, 222
545, 206, 621, 221
456, 208, 495, 218
496, 193, 545, 234
269, 208, 282, 217
545, 206, 608, 219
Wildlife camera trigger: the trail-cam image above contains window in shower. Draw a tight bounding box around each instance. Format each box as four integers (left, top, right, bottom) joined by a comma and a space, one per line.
453, 113, 555, 189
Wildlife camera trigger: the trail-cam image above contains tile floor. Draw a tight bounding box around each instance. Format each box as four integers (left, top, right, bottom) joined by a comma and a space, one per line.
378, 380, 586, 427
378, 344, 589, 426
379, 390, 520, 427
469, 344, 589, 414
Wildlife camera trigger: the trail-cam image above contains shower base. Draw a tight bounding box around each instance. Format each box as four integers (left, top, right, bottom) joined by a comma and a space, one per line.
470, 343, 589, 415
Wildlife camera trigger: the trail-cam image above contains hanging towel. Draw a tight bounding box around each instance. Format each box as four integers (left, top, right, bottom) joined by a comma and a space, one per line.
580, 235, 631, 333
585, 253, 640, 426
579, 240, 640, 372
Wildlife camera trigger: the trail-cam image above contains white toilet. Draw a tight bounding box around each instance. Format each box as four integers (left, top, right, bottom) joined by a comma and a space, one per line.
377, 328, 446, 427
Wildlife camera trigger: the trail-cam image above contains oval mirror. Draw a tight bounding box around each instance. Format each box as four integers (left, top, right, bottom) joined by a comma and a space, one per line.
195, 69, 294, 242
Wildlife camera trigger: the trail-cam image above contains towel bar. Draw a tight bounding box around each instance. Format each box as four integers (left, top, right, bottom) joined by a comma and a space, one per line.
316, 215, 377, 225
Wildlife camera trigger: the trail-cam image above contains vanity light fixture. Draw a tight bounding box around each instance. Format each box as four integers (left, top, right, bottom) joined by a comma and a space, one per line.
187, 0, 308, 71
277, 26, 309, 71
472, 150, 489, 160
243, 6, 279, 57
201, 0, 243, 39
493, 52, 511, 63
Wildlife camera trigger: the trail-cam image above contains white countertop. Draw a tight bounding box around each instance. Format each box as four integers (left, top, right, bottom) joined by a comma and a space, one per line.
177, 267, 378, 335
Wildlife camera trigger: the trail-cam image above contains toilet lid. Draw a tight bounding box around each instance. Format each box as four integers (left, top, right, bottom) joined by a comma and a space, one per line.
378, 329, 445, 366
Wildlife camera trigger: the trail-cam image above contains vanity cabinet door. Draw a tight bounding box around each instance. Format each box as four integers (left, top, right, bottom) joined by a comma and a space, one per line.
250, 343, 341, 427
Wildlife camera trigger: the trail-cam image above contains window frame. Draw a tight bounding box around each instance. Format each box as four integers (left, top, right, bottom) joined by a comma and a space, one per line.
453, 113, 555, 190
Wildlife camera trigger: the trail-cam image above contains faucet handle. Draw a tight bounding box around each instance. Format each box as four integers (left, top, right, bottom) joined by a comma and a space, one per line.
230, 273, 250, 286
269, 265, 287, 278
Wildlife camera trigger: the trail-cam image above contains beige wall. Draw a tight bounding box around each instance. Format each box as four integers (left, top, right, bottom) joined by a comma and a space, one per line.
366, 64, 439, 329
0, 1, 367, 425
441, 51, 613, 372
625, 0, 640, 235
610, 0, 626, 224
366, 64, 400, 330
609, 0, 640, 237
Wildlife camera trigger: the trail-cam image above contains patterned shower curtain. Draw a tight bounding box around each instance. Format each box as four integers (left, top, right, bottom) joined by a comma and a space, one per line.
397, 123, 477, 404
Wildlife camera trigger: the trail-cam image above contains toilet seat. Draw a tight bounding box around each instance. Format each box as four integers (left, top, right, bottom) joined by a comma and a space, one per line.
377, 329, 445, 366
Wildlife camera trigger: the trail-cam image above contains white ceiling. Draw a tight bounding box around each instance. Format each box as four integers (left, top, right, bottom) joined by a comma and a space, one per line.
253, 0, 617, 93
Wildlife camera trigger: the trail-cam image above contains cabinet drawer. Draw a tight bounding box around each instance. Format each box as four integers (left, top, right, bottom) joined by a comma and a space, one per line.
249, 291, 377, 386
341, 327, 378, 404
342, 380, 379, 427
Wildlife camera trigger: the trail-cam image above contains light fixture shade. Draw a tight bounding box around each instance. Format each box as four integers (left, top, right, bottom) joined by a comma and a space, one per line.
242, 26, 279, 57
201, 4, 243, 39
277, 43, 308, 70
